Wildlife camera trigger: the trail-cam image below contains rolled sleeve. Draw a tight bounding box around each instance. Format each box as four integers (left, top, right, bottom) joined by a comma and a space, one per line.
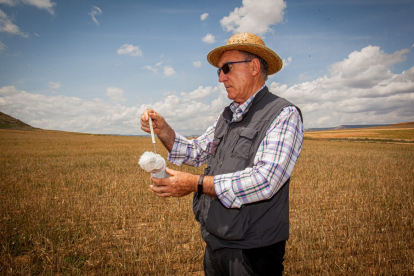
167, 132, 193, 166
167, 121, 217, 167
214, 173, 243, 208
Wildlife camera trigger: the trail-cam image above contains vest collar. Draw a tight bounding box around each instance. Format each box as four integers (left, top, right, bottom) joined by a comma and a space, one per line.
222, 86, 269, 123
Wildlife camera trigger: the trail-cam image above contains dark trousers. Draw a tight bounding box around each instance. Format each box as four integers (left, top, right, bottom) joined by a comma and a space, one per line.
203, 240, 286, 276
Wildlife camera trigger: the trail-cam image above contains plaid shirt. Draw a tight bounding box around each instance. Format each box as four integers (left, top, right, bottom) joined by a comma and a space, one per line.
168, 87, 304, 208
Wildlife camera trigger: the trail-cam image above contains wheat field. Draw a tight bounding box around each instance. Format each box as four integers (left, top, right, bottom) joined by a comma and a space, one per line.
1, 129, 413, 275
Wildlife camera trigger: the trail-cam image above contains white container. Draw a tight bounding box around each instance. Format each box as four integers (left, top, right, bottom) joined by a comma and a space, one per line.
150, 158, 169, 179
138, 151, 170, 179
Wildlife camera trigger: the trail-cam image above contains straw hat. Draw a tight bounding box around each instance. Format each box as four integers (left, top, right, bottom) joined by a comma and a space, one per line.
207, 33, 283, 75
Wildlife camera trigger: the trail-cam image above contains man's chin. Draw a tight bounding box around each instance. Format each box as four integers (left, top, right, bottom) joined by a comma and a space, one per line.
225, 89, 235, 100
226, 94, 235, 101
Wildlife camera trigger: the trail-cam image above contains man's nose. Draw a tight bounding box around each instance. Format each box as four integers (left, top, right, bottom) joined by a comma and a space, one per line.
218, 71, 227, 83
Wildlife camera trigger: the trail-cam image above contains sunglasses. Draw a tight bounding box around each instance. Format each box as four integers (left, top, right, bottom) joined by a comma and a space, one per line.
217, 60, 251, 77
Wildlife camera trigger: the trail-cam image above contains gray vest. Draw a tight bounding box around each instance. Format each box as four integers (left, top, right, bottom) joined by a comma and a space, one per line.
193, 86, 303, 251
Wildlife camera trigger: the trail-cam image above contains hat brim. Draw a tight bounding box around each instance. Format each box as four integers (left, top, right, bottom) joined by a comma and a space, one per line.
207, 43, 283, 75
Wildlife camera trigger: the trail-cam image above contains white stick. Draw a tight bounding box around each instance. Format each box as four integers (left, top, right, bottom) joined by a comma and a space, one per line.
149, 117, 157, 153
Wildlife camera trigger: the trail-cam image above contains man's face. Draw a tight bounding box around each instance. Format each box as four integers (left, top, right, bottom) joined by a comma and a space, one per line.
218, 50, 254, 104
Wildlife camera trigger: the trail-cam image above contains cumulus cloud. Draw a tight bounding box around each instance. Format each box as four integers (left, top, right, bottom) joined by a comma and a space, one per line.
0, 84, 230, 135
48, 81, 60, 89
163, 65, 175, 76
0, 0, 56, 15
202, 33, 216, 44
200, 13, 209, 21
282, 56, 292, 68
220, 0, 286, 36
117, 44, 143, 57
89, 6, 102, 26
0, 85, 19, 96
106, 87, 126, 102
269, 45, 414, 128
193, 61, 201, 67
180, 86, 218, 99
2, 45, 413, 135
0, 9, 29, 37
145, 62, 175, 76
145, 65, 157, 73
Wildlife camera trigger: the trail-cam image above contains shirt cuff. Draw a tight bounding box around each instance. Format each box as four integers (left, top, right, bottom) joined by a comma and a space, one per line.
214, 173, 243, 209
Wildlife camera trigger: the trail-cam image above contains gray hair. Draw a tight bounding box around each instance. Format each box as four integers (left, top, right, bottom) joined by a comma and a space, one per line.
239, 50, 269, 81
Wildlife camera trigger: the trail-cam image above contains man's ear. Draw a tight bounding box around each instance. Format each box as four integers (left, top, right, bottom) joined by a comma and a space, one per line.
250, 58, 261, 77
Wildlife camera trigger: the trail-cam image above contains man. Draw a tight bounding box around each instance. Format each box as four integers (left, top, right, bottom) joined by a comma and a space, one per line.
141, 33, 304, 275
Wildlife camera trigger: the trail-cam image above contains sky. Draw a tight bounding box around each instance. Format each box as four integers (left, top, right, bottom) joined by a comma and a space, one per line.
0, 0, 413, 135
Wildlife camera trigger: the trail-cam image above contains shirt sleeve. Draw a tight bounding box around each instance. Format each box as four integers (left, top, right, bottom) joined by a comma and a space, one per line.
167, 120, 217, 167
214, 106, 304, 208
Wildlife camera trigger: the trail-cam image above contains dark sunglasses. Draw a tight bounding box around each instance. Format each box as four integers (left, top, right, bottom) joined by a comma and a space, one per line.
217, 60, 251, 77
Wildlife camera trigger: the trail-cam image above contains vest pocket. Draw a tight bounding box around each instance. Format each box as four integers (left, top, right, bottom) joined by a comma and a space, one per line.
232, 127, 258, 159
205, 200, 250, 240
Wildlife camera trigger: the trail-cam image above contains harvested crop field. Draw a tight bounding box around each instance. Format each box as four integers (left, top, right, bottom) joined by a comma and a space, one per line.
305, 122, 414, 142
1, 129, 413, 275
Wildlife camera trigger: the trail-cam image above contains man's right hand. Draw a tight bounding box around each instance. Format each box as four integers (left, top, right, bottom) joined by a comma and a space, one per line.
141, 109, 167, 135
140, 109, 175, 152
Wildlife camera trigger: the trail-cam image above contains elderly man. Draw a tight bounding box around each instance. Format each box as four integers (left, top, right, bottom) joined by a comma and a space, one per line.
141, 33, 304, 275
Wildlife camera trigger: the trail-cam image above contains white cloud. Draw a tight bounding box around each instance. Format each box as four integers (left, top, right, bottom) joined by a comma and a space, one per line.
202, 33, 216, 44
48, 81, 60, 90
181, 86, 218, 99
89, 6, 102, 26
282, 56, 292, 68
0, 0, 56, 15
163, 65, 175, 76
0, 9, 29, 37
193, 61, 201, 67
220, 0, 286, 36
117, 44, 143, 57
23, 0, 56, 15
145, 65, 157, 73
0, 84, 230, 135
2, 45, 412, 135
0, 40, 5, 52
146, 62, 176, 75
200, 13, 209, 21
0, 85, 19, 96
106, 87, 126, 102
269, 45, 414, 128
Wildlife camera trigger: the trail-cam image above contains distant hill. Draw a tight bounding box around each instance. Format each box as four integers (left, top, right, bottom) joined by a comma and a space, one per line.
305, 124, 389, 132
0, 111, 36, 130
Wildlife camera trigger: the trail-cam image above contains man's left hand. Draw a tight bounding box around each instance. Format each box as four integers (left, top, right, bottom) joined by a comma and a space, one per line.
150, 167, 198, 197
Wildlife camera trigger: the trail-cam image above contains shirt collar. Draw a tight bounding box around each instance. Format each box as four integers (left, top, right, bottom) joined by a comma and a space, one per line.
229, 84, 266, 122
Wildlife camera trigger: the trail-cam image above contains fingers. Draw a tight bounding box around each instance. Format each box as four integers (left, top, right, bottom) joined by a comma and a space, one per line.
141, 109, 156, 123
165, 167, 175, 175
151, 176, 165, 186
142, 109, 155, 121
150, 171, 176, 197
150, 184, 171, 197
140, 109, 156, 133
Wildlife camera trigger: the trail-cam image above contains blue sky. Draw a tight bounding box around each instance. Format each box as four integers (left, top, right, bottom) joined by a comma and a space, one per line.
1, 0, 413, 135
